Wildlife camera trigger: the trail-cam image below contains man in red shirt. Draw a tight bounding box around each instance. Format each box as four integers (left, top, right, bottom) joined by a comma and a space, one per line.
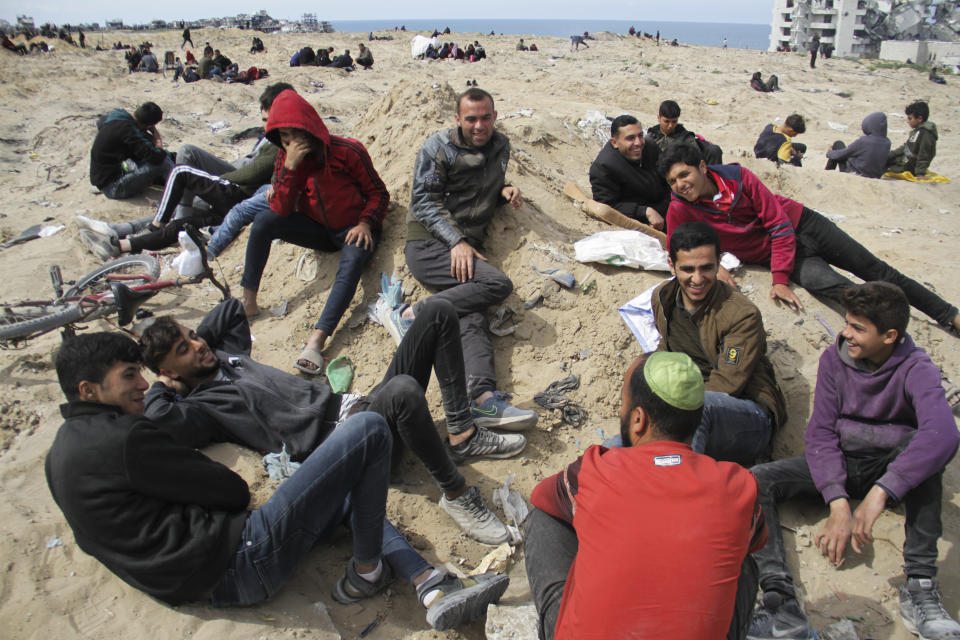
524, 351, 768, 639
657, 144, 960, 335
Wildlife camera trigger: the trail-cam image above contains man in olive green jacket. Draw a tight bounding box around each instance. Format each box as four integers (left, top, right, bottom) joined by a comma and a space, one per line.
651, 221, 786, 466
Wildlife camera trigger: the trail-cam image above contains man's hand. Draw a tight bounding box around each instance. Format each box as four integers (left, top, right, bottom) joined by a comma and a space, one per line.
852, 485, 888, 552
646, 209, 665, 231
501, 186, 522, 210
450, 240, 487, 282
148, 125, 163, 148
283, 139, 311, 170
344, 221, 373, 251
157, 374, 189, 396
717, 265, 737, 288
815, 498, 854, 566
771, 283, 804, 311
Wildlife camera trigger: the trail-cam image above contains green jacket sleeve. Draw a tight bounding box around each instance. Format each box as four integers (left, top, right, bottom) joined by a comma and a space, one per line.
220, 143, 279, 193
913, 128, 937, 176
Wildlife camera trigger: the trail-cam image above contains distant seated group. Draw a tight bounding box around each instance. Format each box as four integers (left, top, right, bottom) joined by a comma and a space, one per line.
289, 44, 359, 69
753, 100, 938, 177
62, 79, 960, 639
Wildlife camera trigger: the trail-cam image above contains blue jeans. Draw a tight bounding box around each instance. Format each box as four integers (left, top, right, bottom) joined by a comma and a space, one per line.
101, 155, 174, 200
210, 411, 428, 606
241, 210, 379, 335
693, 391, 774, 467
603, 392, 773, 467
207, 185, 270, 258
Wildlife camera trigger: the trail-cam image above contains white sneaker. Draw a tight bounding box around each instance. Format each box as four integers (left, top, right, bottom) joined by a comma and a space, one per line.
900, 578, 960, 640
76, 215, 118, 241
440, 486, 510, 545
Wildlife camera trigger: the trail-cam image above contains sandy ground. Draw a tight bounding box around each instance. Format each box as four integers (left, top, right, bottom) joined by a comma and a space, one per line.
0, 26, 959, 640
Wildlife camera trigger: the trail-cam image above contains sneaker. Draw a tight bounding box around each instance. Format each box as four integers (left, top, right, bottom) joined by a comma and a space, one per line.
472, 391, 538, 431
747, 591, 817, 640
446, 426, 526, 464
440, 486, 510, 545
385, 305, 413, 346
76, 215, 118, 241
331, 558, 394, 605
416, 569, 509, 631
79, 229, 120, 262
900, 577, 960, 640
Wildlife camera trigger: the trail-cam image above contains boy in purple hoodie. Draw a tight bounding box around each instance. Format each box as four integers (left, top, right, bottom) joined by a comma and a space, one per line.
747, 282, 960, 640
824, 111, 891, 179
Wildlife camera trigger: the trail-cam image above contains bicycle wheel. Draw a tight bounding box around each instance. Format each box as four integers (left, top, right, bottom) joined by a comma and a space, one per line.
0, 302, 90, 342
64, 254, 162, 297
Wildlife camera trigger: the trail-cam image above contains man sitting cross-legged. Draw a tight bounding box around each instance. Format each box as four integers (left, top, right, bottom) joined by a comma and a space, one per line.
748, 283, 960, 640
139, 297, 526, 545
650, 221, 786, 467
46, 332, 509, 630
525, 351, 768, 639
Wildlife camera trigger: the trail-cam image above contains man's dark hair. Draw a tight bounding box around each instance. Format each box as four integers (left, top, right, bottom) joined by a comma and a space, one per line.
139, 316, 183, 374
905, 100, 929, 122
456, 87, 495, 113
785, 113, 806, 134
669, 221, 721, 263
626, 354, 703, 442
259, 82, 294, 111
841, 282, 909, 343
56, 332, 142, 402
133, 102, 163, 127
658, 100, 681, 119
610, 114, 640, 138
657, 142, 703, 177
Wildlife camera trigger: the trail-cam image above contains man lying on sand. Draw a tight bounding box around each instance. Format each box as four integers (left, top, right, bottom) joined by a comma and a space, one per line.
658, 144, 960, 335
46, 330, 509, 630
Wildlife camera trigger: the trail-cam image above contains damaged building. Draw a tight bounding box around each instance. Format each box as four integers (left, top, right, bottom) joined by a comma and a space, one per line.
769, 0, 960, 62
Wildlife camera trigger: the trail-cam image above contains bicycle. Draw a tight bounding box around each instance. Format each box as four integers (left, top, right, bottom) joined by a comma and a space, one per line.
0, 225, 231, 344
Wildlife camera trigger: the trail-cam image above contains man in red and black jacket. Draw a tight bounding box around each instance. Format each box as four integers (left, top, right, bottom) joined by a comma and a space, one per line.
239, 89, 389, 373
658, 144, 960, 335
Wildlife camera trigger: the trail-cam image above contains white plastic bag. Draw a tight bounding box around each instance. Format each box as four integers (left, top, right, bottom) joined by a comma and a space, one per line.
171, 230, 204, 277
492, 473, 529, 545
618, 283, 663, 351
574, 230, 670, 271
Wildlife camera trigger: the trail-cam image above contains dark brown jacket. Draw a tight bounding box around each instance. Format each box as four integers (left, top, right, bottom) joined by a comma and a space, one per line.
652, 278, 787, 428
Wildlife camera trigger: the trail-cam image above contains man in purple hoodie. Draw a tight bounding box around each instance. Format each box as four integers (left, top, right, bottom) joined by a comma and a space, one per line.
747, 282, 960, 640
824, 112, 891, 179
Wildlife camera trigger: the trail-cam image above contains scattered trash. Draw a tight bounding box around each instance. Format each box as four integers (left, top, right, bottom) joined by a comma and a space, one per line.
827, 121, 849, 132
171, 230, 204, 277
209, 120, 230, 132
815, 314, 836, 338
492, 473, 529, 544
296, 250, 320, 281
530, 241, 572, 263
368, 273, 404, 326
472, 542, 514, 575
263, 444, 301, 481
270, 300, 288, 317
46, 536, 64, 549
523, 289, 543, 310
822, 212, 847, 223
490, 306, 519, 337
359, 613, 384, 638
574, 230, 669, 271
0, 223, 44, 249
485, 603, 540, 640
534, 375, 587, 426
618, 284, 663, 351
576, 110, 611, 145
309, 80, 324, 88
720, 252, 742, 271
705, 99, 719, 105
325, 356, 354, 393
821, 618, 858, 640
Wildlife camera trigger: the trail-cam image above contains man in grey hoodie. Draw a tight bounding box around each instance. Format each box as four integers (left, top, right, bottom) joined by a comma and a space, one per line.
824, 112, 891, 179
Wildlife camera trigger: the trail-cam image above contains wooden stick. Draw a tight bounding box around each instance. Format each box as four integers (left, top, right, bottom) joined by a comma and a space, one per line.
563, 182, 668, 249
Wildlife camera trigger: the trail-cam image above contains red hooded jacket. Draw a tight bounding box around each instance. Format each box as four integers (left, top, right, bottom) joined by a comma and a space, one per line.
265, 90, 389, 230
666, 164, 804, 286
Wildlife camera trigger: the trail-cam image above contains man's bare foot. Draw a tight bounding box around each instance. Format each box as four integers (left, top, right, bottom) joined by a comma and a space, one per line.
241, 288, 260, 318
296, 329, 329, 373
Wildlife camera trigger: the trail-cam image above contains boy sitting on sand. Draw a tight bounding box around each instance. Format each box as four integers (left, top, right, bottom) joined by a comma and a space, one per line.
886, 101, 938, 177
753, 114, 806, 167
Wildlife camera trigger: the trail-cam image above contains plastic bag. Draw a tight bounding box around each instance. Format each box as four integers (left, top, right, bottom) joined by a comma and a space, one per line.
171, 229, 204, 277
574, 230, 670, 271
618, 283, 663, 351
492, 473, 529, 544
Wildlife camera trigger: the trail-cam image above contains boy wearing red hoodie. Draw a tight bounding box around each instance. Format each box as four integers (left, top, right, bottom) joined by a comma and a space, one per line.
241, 90, 390, 373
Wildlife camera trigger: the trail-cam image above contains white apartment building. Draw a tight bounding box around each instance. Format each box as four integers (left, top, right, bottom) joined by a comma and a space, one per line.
769, 0, 875, 56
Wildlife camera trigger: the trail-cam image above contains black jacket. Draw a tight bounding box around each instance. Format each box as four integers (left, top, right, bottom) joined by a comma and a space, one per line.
45, 402, 249, 604
144, 298, 340, 460
89, 109, 169, 188
588, 140, 670, 223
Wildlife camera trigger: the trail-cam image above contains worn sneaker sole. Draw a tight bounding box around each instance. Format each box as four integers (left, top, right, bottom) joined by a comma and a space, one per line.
427, 573, 510, 631
472, 412, 538, 431
79, 230, 119, 262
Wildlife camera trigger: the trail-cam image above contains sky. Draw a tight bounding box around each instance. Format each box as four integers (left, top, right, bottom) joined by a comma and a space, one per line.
0, 1, 775, 27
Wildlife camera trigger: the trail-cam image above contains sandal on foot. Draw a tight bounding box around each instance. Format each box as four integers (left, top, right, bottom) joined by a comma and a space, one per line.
294, 348, 325, 375
331, 559, 394, 605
